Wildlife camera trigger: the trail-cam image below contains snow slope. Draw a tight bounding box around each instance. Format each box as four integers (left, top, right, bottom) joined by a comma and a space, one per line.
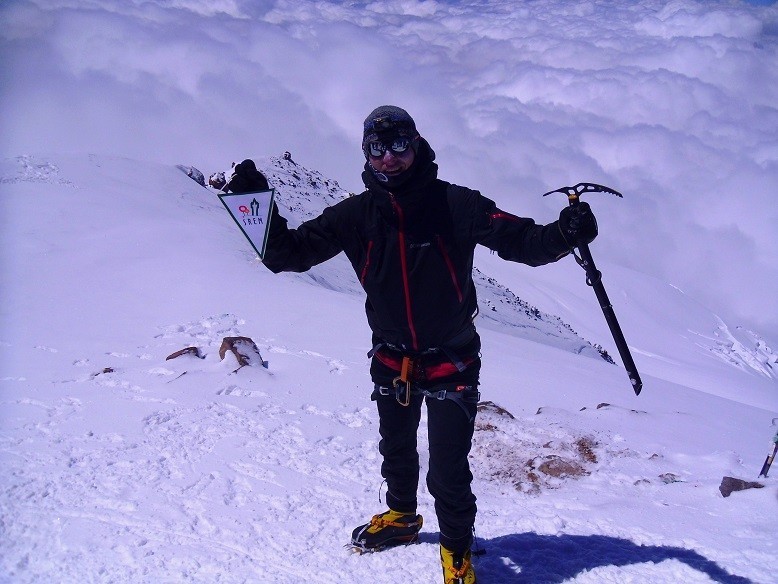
0, 154, 776, 583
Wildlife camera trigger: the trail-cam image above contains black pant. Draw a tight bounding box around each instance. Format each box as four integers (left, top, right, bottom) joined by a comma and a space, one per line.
371, 356, 479, 554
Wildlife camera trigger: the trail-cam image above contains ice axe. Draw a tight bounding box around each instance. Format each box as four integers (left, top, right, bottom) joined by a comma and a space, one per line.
543, 183, 643, 395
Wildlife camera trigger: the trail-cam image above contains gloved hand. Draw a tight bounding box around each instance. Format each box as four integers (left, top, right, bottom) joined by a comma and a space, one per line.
559, 201, 598, 246
226, 159, 269, 193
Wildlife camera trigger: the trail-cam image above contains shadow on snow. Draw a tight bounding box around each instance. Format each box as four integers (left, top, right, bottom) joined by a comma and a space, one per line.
459, 532, 752, 583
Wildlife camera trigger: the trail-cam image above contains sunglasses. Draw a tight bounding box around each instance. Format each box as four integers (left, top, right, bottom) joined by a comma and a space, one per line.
367, 137, 413, 158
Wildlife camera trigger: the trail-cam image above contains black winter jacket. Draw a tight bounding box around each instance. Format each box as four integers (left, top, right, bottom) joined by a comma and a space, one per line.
262, 140, 570, 352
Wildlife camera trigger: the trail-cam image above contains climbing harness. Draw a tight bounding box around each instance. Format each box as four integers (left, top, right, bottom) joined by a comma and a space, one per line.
373, 381, 480, 422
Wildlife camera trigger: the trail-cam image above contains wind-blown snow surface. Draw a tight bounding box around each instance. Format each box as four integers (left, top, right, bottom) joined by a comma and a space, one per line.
1, 154, 776, 583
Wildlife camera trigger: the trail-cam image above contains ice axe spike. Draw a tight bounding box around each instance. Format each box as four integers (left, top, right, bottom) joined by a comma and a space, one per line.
544, 183, 643, 395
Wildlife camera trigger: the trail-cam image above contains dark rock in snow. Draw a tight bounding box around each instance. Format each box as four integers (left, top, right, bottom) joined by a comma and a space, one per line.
719, 476, 764, 498
209, 171, 226, 190
219, 336, 268, 369
477, 400, 515, 419
165, 347, 204, 360
659, 472, 683, 484
537, 456, 588, 478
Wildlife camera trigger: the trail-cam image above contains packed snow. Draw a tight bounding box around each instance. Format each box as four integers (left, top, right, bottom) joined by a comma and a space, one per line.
1, 154, 775, 583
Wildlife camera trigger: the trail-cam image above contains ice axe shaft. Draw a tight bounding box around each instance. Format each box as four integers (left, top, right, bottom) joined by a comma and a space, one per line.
576, 237, 643, 394
544, 183, 643, 395
758, 418, 778, 478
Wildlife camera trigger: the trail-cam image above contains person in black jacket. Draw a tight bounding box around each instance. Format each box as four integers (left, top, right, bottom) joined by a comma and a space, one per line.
228, 106, 597, 584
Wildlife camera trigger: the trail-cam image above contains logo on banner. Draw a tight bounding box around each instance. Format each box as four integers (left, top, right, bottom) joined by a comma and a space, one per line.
238, 198, 264, 225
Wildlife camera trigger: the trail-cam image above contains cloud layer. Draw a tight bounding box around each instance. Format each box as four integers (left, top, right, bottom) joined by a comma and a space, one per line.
2, 0, 777, 338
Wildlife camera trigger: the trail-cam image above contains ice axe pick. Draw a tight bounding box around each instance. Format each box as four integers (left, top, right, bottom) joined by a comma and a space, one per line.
543, 183, 643, 395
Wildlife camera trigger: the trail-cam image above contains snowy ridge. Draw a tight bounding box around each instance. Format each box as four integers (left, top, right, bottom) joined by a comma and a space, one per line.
701, 320, 777, 381
473, 268, 612, 363
254, 155, 350, 223
1, 153, 776, 584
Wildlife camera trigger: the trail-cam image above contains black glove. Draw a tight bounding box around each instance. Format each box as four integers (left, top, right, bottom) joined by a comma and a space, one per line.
226, 159, 269, 193
559, 201, 598, 246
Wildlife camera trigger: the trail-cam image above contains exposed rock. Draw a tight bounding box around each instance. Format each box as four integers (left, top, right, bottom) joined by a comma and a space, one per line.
477, 400, 515, 419
719, 476, 764, 498
219, 336, 268, 369
580, 402, 647, 415
576, 436, 598, 463
165, 347, 204, 361
176, 165, 205, 187
209, 171, 226, 190
659, 472, 683, 484
536, 456, 589, 478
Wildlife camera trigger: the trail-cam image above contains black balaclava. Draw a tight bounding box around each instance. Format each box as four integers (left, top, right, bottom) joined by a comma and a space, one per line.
362, 105, 425, 190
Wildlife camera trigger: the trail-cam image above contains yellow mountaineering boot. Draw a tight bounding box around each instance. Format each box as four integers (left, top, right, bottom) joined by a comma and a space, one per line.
440, 545, 476, 584
350, 509, 423, 552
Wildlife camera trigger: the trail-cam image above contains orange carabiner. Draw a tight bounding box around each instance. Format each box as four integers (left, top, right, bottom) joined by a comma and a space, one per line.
392, 356, 414, 406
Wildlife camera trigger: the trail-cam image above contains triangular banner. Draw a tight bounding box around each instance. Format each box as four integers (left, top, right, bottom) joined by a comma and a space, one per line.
218, 189, 275, 259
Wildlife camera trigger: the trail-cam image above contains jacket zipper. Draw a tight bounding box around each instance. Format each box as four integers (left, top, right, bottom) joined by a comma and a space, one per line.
436, 235, 463, 303
360, 240, 373, 286
390, 194, 419, 350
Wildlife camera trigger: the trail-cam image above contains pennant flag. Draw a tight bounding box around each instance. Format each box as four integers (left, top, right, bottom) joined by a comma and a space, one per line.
218, 189, 275, 259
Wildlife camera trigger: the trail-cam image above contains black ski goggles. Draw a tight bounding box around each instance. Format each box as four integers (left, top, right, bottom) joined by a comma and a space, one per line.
366, 137, 413, 158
